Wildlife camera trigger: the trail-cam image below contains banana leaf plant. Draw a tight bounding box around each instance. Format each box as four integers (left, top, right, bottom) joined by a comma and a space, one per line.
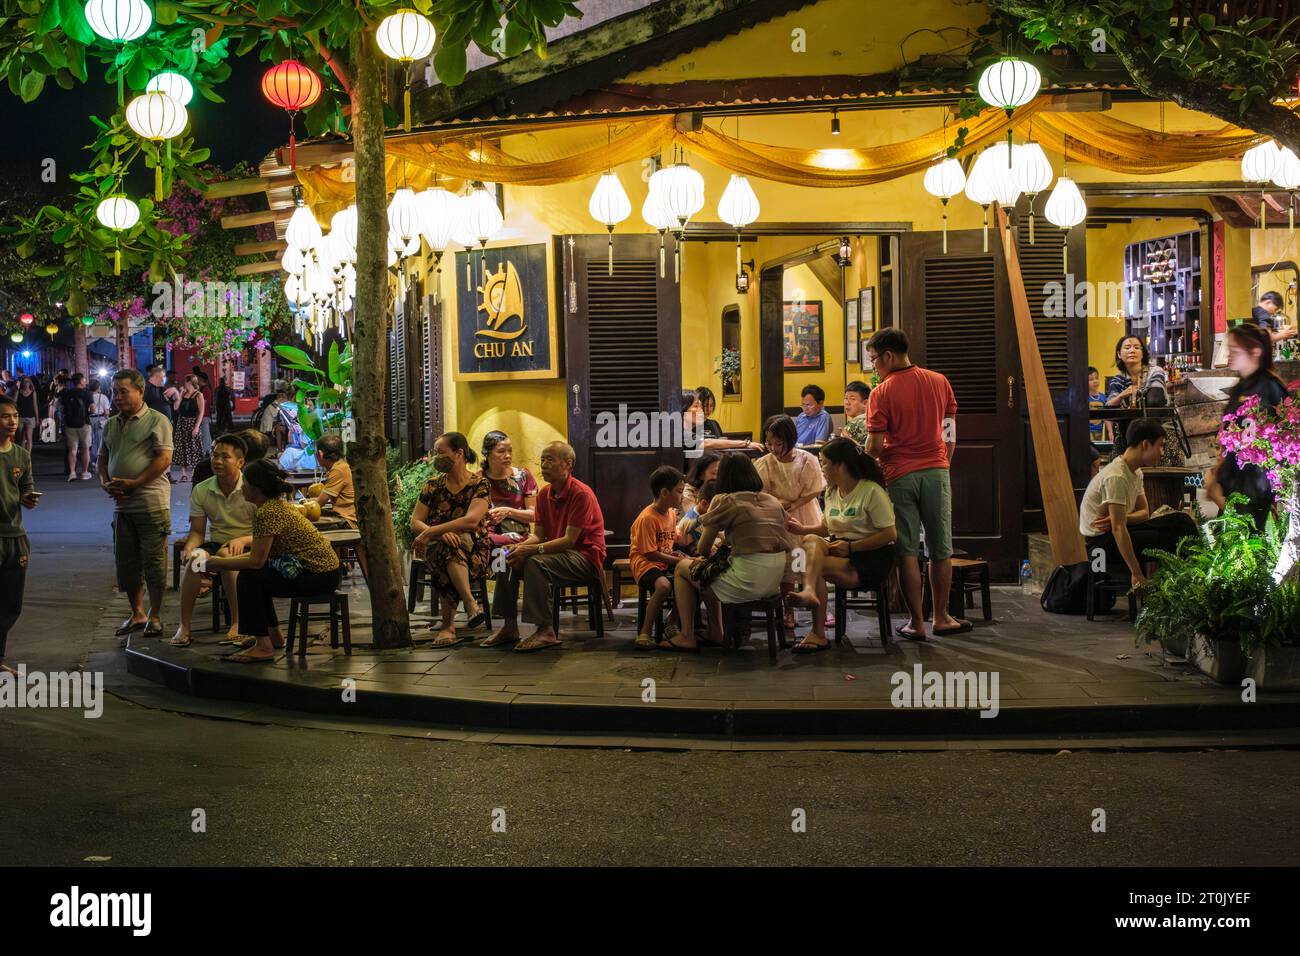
274, 341, 352, 439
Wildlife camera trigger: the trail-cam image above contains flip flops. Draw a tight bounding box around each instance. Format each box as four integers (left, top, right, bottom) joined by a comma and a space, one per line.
115, 618, 147, 637
791, 639, 832, 654
895, 624, 927, 642
514, 639, 561, 653
933, 619, 974, 636
657, 637, 699, 654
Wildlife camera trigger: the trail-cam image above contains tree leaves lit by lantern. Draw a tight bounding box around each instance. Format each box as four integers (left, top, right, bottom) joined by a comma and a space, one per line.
977, 56, 1041, 162
1044, 177, 1087, 270
923, 157, 965, 253
84, 0, 152, 103
146, 71, 194, 106
261, 60, 322, 169
125, 91, 188, 199
375, 10, 437, 132
717, 174, 760, 279
1272, 146, 1300, 232
588, 172, 632, 275
1242, 139, 1282, 231
96, 194, 140, 275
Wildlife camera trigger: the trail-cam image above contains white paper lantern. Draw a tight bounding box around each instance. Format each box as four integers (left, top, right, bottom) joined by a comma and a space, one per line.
285, 203, 322, 254
978, 57, 1041, 112
1272, 146, 1300, 189
717, 174, 760, 228
459, 181, 503, 246
588, 173, 632, 229
1044, 177, 1087, 229
416, 187, 459, 253
1241, 140, 1281, 184
375, 10, 437, 61
125, 91, 187, 140
659, 161, 705, 227
84, 0, 152, 43
964, 156, 995, 207
284, 274, 310, 306
146, 71, 193, 106
387, 187, 421, 245
96, 194, 139, 230
314, 232, 346, 274
388, 230, 419, 258
330, 205, 357, 251
642, 186, 675, 231
990, 156, 1023, 210
281, 245, 306, 275
923, 157, 966, 200
1015, 141, 1053, 195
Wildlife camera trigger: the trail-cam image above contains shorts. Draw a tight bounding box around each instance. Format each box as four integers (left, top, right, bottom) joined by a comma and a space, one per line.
114, 509, 171, 593
65, 424, 91, 453
19, 417, 36, 433
846, 542, 897, 587
888, 467, 953, 560
637, 568, 672, 592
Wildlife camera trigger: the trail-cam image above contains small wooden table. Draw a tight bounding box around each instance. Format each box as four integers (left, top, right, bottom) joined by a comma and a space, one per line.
1142, 466, 1199, 513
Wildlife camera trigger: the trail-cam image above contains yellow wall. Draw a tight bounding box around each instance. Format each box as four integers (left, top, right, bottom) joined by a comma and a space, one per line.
1252, 228, 1300, 325
782, 262, 844, 406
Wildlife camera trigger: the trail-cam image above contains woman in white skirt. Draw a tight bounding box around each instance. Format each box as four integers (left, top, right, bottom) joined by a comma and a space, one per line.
659, 453, 793, 652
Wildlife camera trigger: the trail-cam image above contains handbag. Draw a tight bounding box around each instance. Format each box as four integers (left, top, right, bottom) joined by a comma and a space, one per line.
688, 544, 733, 587
1041, 562, 1116, 615
269, 553, 306, 580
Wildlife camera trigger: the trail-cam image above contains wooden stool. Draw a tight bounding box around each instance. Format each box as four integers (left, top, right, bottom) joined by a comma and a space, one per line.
636, 576, 676, 640
1087, 566, 1140, 622
171, 537, 186, 591
922, 557, 993, 622
833, 581, 891, 646
407, 560, 491, 629
610, 558, 633, 608
553, 580, 605, 638
286, 590, 352, 657
721, 595, 787, 662
209, 572, 231, 633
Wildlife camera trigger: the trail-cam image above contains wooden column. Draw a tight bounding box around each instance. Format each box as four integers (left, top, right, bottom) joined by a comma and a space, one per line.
996, 207, 1087, 567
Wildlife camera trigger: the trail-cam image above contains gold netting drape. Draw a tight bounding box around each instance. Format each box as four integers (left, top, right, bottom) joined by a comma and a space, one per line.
295, 103, 1268, 208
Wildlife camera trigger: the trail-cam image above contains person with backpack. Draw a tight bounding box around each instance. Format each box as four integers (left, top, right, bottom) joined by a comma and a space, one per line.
59, 372, 93, 481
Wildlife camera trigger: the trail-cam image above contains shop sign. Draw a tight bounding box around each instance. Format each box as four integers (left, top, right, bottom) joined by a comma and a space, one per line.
453, 243, 559, 380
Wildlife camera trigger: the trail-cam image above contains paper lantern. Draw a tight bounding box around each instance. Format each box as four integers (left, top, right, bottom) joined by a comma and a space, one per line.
125, 91, 187, 140
45, 322, 59, 336
978, 57, 1041, 113
19, 313, 34, 326
281, 245, 307, 275
964, 153, 996, 252
416, 188, 459, 255
376, 9, 436, 131
84, 0, 152, 43
261, 60, 322, 168
989, 151, 1024, 212
659, 161, 705, 228
923, 158, 965, 253
81, 315, 95, 326
285, 202, 323, 255
1272, 146, 1300, 231
8, 331, 21, 344
459, 182, 503, 247
1044, 177, 1087, 269
642, 186, 675, 278
717, 174, 760, 275
588, 173, 632, 275
330, 205, 358, 251
96, 194, 140, 275
1241, 140, 1281, 184
146, 71, 193, 106
1015, 141, 1054, 243
388, 187, 422, 248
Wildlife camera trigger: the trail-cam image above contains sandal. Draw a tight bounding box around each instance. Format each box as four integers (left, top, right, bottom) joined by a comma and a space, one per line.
657, 636, 699, 654
515, 637, 561, 653
225, 651, 273, 664
167, 631, 192, 647
895, 624, 927, 642
431, 633, 466, 648
479, 632, 519, 648
632, 634, 657, 650
933, 619, 973, 636
791, 638, 831, 654
115, 618, 147, 637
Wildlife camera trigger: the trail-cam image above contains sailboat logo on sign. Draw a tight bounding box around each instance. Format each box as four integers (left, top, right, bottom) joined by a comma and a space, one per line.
474, 261, 530, 357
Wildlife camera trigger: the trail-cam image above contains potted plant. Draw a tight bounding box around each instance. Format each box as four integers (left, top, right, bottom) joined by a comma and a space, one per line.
714, 348, 741, 397
390, 455, 436, 577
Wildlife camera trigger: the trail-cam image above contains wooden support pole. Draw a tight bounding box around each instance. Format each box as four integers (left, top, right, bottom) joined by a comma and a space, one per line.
996, 205, 1087, 567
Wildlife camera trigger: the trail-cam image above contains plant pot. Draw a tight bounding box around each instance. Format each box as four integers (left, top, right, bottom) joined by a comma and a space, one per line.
1158, 633, 1189, 659
1246, 644, 1300, 691
1187, 631, 1247, 684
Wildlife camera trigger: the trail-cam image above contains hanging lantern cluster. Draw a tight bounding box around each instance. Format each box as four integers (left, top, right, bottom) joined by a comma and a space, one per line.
1241, 139, 1299, 232
642, 174, 676, 278
375, 9, 437, 132
261, 59, 322, 169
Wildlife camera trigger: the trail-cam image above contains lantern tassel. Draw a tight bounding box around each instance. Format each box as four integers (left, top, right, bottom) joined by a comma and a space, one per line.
114, 246, 121, 277
1290, 193, 1295, 233
1029, 208, 1036, 245
154, 163, 162, 201
607, 231, 614, 277
289, 124, 296, 170
941, 201, 948, 254
403, 82, 411, 133
1062, 236, 1068, 272
659, 233, 666, 278
982, 206, 989, 253
1260, 188, 1266, 230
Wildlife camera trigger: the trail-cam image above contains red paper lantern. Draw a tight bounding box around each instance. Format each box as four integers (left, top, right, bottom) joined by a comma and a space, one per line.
261, 60, 322, 169
19, 312, 34, 326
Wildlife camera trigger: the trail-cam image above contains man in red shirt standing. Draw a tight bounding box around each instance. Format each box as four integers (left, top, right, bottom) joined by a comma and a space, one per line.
864, 328, 970, 640
483, 441, 606, 652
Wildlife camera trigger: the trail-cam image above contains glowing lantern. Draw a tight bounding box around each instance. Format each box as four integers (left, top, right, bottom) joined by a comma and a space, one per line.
285, 187, 322, 254
8, 331, 21, 344
375, 10, 436, 131
146, 71, 194, 107
95, 194, 140, 275
261, 60, 322, 168
977, 56, 1041, 160
125, 91, 187, 199
588, 173, 632, 275
641, 184, 676, 278
330, 205, 358, 252
19, 313, 34, 326
81, 315, 96, 327
717, 173, 760, 278
964, 152, 997, 252
1272, 146, 1300, 232
1242, 140, 1282, 231
655, 160, 705, 281
923, 157, 966, 253
417, 188, 459, 299
387, 187, 422, 248
45, 322, 59, 337
1015, 141, 1054, 243
1044, 177, 1087, 269
84, 0, 152, 41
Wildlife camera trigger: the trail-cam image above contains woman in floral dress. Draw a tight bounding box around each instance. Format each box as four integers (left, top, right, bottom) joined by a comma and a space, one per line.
173, 375, 206, 481
410, 432, 491, 647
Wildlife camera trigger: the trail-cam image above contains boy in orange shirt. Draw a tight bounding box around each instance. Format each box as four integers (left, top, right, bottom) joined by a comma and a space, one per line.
630, 465, 687, 649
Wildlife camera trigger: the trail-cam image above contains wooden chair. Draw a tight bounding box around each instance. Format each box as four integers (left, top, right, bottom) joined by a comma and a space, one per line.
1086, 565, 1140, 622
553, 579, 605, 638
833, 580, 891, 646
407, 560, 491, 630
721, 594, 787, 662
286, 590, 352, 657
171, 537, 186, 591
921, 556, 993, 622
609, 558, 634, 608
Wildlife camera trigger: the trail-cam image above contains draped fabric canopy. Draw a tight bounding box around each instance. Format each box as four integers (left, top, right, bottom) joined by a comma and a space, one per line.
296, 102, 1270, 213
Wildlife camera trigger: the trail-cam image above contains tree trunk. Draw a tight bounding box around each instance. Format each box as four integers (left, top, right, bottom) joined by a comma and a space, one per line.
73, 321, 89, 378
349, 31, 411, 649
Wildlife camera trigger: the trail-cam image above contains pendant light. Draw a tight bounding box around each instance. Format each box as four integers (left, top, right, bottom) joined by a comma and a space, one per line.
1015, 140, 1053, 243
375, 9, 437, 132
388, 187, 421, 247
964, 152, 996, 253
285, 186, 322, 254
261, 60, 322, 169
96, 193, 140, 275
657, 152, 705, 281
989, 145, 1024, 245
588, 171, 632, 276
642, 169, 676, 277
717, 174, 760, 278
146, 71, 193, 106
977, 56, 1042, 162
1242, 140, 1282, 231
1044, 177, 1087, 270
1272, 146, 1300, 232
923, 157, 965, 253
416, 187, 459, 300
125, 91, 187, 199
330, 205, 358, 252
461, 181, 504, 247
84, 0, 153, 104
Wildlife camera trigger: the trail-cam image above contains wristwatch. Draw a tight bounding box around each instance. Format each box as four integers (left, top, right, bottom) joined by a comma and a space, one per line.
537, 543, 546, 555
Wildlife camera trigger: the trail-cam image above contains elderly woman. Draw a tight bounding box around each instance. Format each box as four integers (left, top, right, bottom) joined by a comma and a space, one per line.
479, 430, 537, 547
411, 431, 491, 647
659, 453, 793, 652
785, 438, 897, 652
205, 459, 340, 663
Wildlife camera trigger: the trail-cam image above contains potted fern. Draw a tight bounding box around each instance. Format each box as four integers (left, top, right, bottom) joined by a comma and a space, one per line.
715, 348, 741, 398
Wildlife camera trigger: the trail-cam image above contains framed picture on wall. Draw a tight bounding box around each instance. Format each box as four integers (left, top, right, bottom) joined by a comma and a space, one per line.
858, 287, 875, 368
783, 299, 824, 371
720, 305, 742, 402
845, 298, 859, 362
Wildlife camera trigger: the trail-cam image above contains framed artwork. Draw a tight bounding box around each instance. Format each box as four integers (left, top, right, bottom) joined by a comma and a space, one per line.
845, 298, 859, 362
452, 243, 559, 381
858, 287, 875, 368
783, 299, 824, 371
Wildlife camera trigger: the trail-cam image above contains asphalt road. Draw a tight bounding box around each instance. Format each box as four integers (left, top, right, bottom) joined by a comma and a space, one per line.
4, 448, 1300, 867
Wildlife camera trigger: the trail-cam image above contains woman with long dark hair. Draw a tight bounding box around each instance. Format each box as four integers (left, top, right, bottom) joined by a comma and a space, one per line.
690, 386, 763, 452
1208, 322, 1291, 529
785, 438, 897, 652
410, 431, 491, 646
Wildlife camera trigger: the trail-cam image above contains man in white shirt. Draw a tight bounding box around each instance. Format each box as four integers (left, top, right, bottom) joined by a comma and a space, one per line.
1079, 418, 1197, 585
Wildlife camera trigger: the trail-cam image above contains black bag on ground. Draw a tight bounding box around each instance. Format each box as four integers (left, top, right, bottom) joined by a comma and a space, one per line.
1040, 562, 1115, 615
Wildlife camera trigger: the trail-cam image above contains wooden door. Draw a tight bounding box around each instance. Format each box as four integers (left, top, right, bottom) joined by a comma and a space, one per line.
561, 234, 683, 563
899, 229, 1023, 579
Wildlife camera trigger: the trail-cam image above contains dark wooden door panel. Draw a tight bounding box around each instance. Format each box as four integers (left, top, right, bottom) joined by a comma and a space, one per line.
949, 441, 1000, 538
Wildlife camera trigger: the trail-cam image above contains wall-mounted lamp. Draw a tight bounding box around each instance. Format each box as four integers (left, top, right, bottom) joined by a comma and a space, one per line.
831, 109, 841, 136
836, 236, 852, 267
736, 258, 756, 294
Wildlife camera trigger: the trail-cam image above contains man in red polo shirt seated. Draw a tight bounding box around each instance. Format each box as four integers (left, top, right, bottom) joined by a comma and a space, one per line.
481, 441, 606, 652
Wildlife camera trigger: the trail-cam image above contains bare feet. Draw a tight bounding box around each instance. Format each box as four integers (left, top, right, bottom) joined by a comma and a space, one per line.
785, 589, 818, 608
432, 629, 465, 648
480, 628, 519, 648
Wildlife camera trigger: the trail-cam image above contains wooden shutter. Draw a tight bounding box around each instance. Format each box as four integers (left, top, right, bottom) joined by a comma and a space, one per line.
922, 254, 998, 414
1014, 213, 1070, 393
585, 257, 661, 424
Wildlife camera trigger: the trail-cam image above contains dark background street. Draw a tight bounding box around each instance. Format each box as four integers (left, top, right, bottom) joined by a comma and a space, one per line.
4, 449, 1299, 866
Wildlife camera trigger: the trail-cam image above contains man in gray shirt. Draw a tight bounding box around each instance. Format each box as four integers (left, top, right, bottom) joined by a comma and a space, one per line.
99, 368, 174, 641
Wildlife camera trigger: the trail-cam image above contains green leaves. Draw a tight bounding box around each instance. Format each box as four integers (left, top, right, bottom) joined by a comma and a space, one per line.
18, 69, 44, 101
433, 42, 467, 86
274, 344, 320, 372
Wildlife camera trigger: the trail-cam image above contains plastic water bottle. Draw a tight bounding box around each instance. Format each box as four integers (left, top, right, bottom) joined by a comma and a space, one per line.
1019, 560, 1033, 595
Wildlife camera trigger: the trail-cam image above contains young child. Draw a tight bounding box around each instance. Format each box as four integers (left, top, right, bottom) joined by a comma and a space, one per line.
630, 465, 687, 650
675, 479, 716, 555
1087, 366, 1108, 443
0, 395, 40, 676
